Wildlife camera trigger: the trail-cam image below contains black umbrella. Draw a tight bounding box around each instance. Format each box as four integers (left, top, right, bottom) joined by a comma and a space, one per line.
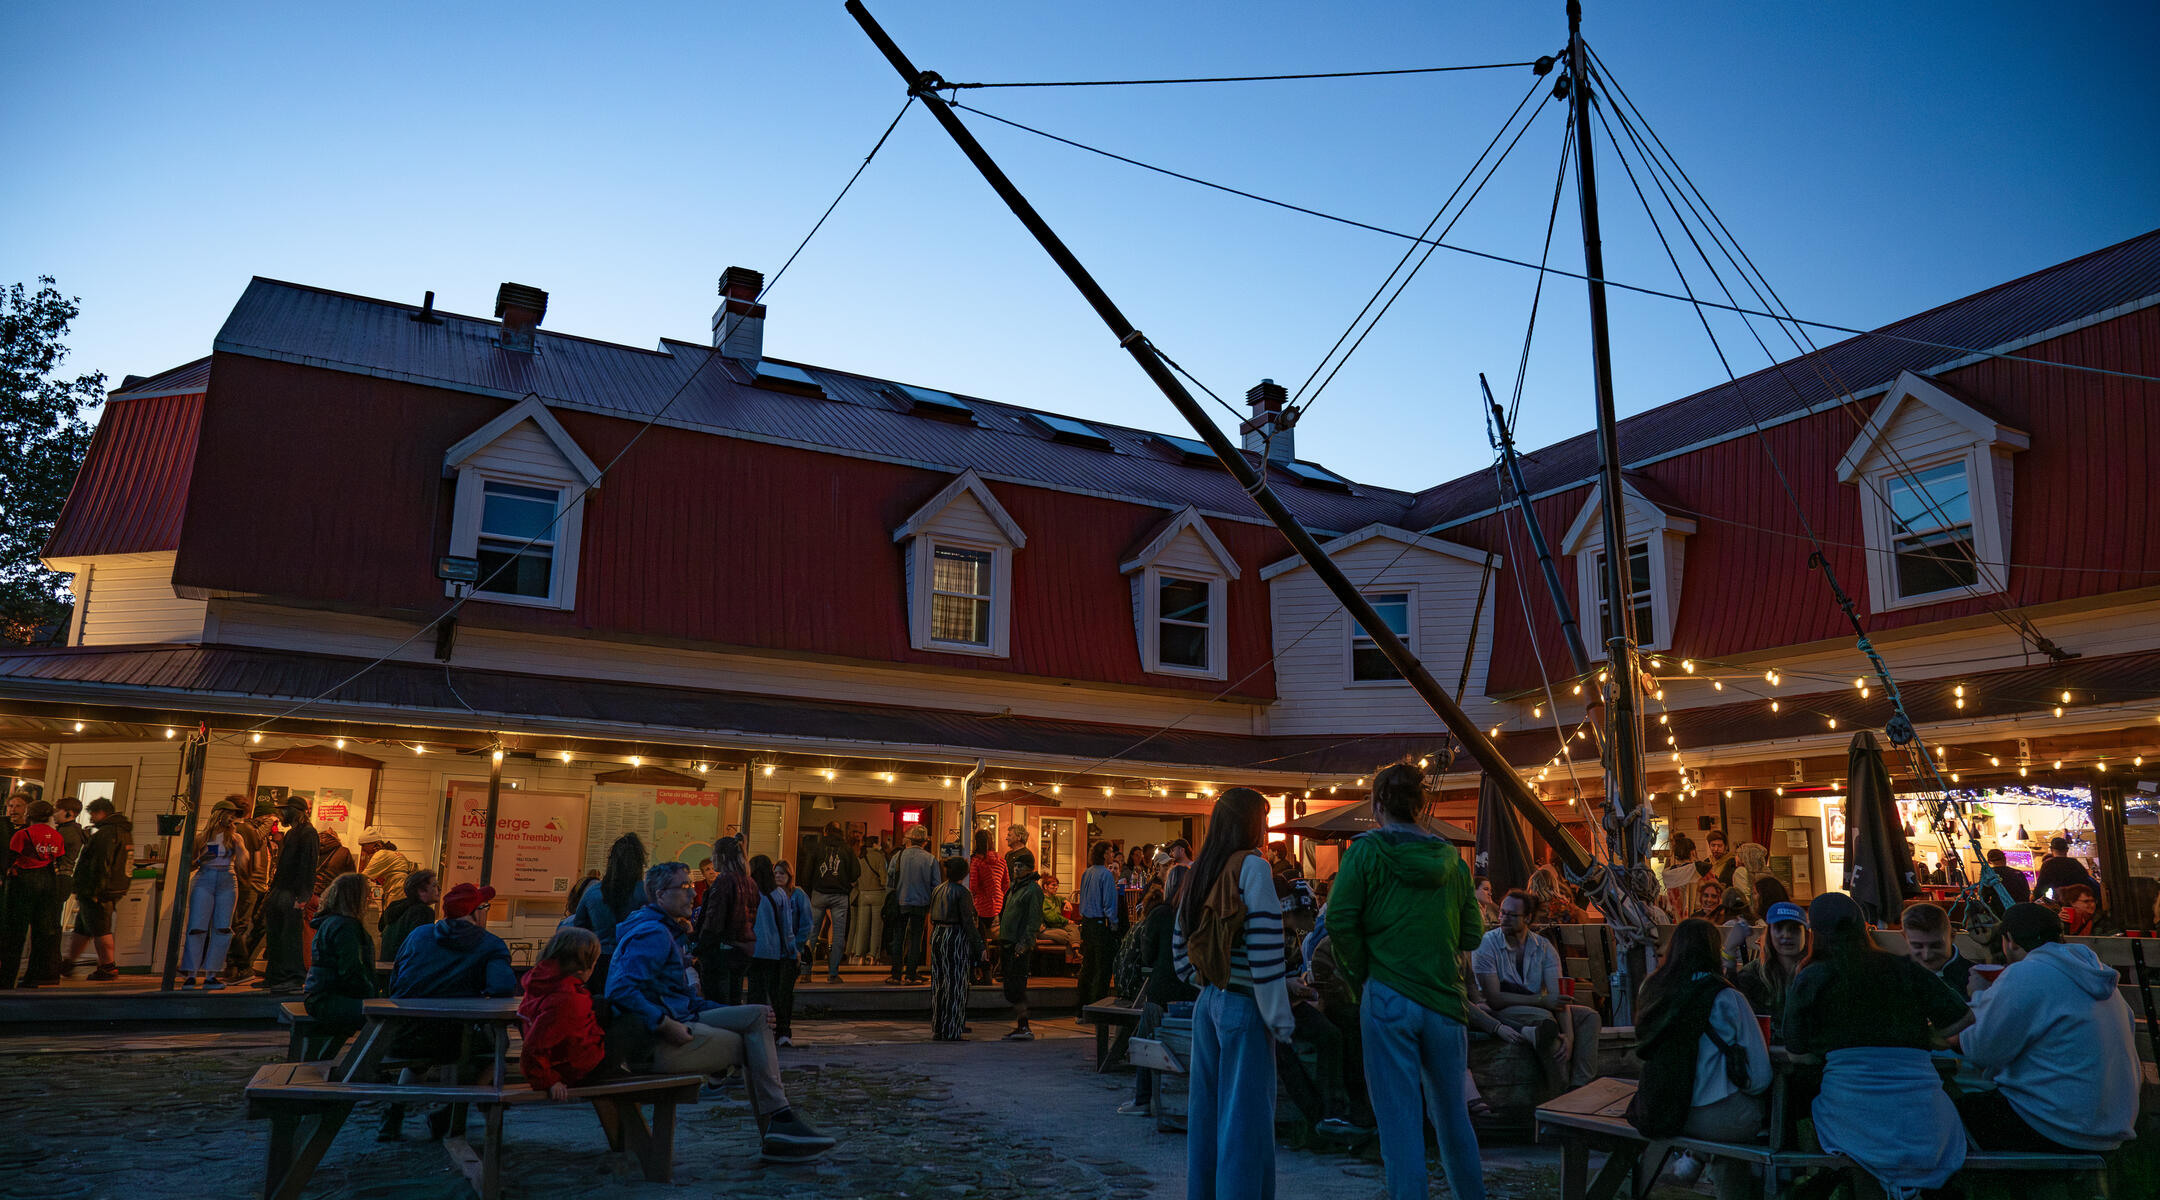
1844, 729, 1921, 924
1474, 772, 1536, 896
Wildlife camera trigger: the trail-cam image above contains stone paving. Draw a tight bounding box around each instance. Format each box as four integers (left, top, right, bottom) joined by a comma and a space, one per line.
0, 1020, 1677, 1199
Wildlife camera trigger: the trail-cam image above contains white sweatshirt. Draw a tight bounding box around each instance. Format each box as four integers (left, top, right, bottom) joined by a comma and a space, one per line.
1958, 940, 2138, 1150
1694, 987, 1773, 1108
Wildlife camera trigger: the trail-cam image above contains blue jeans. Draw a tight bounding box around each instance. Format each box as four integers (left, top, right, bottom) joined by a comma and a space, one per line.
181, 867, 237, 975
807, 891, 849, 980
1361, 978, 1486, 1200
1188, 985, 1276, 1200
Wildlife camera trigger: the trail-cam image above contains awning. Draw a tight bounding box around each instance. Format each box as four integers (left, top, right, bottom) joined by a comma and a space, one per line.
1274, 800, 1473, 845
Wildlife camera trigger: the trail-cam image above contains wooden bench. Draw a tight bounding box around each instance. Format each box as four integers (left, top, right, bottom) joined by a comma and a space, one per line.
276, 1001, 347, 1063
1079, 1000, 1144, 1072
1536, 1077, 2109, 1199
244, 1060, 702, 1200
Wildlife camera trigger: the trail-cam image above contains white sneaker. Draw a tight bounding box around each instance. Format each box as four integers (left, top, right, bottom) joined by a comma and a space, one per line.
776, 1035, 793, 1047
1668, 1152, 1705, 1186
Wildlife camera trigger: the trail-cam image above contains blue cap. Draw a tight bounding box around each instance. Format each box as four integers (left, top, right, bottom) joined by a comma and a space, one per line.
1766, 901, 1805, 926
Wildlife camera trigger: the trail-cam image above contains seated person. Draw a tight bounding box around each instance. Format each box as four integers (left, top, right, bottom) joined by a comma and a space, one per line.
1117, 888, 1199, 1117
608, 860, 836, 1163
1954, 903, 2137, 1153
1899, 901, 1972, 994
1472, 889, 1601, 1088
517, 927, 627, 1097
1730, 901, 1807, 1041
1632, 919, 1772, 1200
302, 873, 376, 1043
381, 881, 519, 1140
1035, 874, 1078, 948
1278, 972, 1363, 1137
2053, 883, 2098, 936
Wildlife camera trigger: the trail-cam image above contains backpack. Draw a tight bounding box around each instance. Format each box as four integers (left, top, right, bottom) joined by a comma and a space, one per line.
1626, 975, 1748, 1138
1184, 850, 1254, 989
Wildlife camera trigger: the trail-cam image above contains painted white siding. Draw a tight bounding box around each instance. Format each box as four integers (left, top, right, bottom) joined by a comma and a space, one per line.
70, 553, 206, 645
925, 490, 1008, 545
1267, 538, 1505, 735
462, 420, 578, 479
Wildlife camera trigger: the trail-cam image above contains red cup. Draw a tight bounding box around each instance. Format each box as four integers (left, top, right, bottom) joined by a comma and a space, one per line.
1971, 964, 2005, 987
1757, 1014, 1774, 1045
1559, 977, 1577, 998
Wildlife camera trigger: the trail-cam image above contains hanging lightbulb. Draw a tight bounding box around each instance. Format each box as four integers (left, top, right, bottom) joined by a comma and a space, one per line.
1770, 700, 1780, 713
1765, 669, 1779, 685
2054, 706, 2064, 718
1490, 725, 1502, 737
2052, 760, 2063, 770
2060, 690, 2071, 704
1713, 680, 1724, 692
413, 744, 425, 755
1053, 784, 1064, 795
2019, 765, 2029, 777
1855, 678, 1866, 690
822, 768, 836, 780
629, 756, 641, 768
1418, 757, 1430, 769
561, 750, 573, 763
1861, 686, 1870, 699
251, 731, 263, 743
1723, 789, 1733, 798
762, 764, 775, 777
1658, 714, 1669, 725
1682, 660, 1695, 673
335, 738, 346, 750
697, 763, 710, 774
1951, 773, 1961, 783
1102, 786, 1114, 797
1654, 688, 1665, 702
1355, 777, 1365, 786
1828, 718, 1839, 730
72, 721, 84, 732
1936, 746, 1947, 759
1776, 786, 1785, 796
1572, 683, 1583, 696
492, 748, 505, 765
1989, 756, 2000, 766
164, 728, 176, 739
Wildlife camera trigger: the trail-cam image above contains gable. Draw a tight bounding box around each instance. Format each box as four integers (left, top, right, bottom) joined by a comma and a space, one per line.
1836, 370, 2029, 482
1120, 506, 1241, 579
443, 395, 602, 487
1560, 479, 1697, 554
1259, 523, 1493, 581
891, 468, 1027, 548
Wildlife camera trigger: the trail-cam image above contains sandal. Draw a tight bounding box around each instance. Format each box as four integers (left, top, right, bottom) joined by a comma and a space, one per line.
1467, 1098, 1496, 1119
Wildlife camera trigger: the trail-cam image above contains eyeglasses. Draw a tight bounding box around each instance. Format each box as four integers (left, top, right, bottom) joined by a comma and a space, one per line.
661, 883, 695, 896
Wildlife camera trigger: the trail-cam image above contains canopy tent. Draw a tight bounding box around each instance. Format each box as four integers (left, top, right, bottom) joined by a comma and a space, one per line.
1273, 801, 1473, 846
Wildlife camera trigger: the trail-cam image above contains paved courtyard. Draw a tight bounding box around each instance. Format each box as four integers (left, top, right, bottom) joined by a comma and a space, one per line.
0, 1018, 1631, 1199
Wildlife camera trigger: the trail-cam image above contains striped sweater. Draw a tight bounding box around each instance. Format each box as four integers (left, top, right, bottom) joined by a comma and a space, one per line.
1173, 854, 1294, 1039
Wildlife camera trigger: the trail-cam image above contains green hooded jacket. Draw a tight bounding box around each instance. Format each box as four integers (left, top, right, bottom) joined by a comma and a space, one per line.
1326, 828, 1482, 1022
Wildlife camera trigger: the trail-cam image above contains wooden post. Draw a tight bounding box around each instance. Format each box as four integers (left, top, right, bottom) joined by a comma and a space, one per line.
479, 746, 503, 887
159, 726, 208, 991
739, 762, 756, 851
2087, 773, 2136, 929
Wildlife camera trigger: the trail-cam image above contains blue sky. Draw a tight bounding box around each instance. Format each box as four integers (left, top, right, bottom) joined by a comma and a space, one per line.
4, 1, 2154, 492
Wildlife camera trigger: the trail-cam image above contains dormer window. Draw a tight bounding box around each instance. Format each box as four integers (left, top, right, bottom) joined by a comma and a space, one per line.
1120, 505, 1238, 680
1561, 478, 1695, 656
894, 469, 1027, 658
1592, 541, 1654, 644
442, 396, 600, 611
1838, 370, 2026, 613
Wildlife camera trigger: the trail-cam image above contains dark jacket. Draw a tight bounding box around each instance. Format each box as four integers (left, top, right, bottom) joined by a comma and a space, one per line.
575, 879, 646, 952
270, 817, 318, 897
1140, 902, 1198, 1008
605, 903, 711, 1035
303, 912, 377, 1029
805, 835, 859, 896
391, 917, 519, 998
73, 815, 134, 903
313, 833, 355, 897
694, 870, 757, 956
54, 819, 85, 879
380, 897, 436, 962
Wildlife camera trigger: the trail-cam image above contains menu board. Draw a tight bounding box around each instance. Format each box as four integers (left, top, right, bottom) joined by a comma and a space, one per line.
583, 784, 726, 872
447, 783, 587, 900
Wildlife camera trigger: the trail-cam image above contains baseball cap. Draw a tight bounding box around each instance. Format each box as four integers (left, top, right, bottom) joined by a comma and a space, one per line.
276, 793, 310, 812
442, 882, 496, 919
1998, 902, 2063, 951
1765, 901, 1806, 926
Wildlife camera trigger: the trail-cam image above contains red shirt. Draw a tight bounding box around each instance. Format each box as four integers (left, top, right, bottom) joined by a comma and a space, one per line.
969, 853, 1006, 920
9, 824, 63, 873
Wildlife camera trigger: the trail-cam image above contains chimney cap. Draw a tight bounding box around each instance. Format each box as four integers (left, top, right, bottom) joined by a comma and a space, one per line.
495, 283, 549, 321
1246, 378, 1288, 412
719, 266, 764, 300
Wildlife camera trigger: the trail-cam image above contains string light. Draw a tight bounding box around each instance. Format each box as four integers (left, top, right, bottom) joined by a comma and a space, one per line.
1053, 784, 1064, 795
562, 750, 573, 763
822, 768, 836, 780
1861, 686, 1870, 698
413, 744, 424, 754
335, 738, 346, 750
1532, 705, 1542, 718
2054, 706, 2064, 718
1682, 660, 1694, 673
492, 748, 505, 765
251, 731, 263, 743
2060, 690, 2071, 704
2053, 761, 2063, 771
1598, 670, 1608, 684
72, 721, 83, 732
1770, 700, 1780, 713
2019, 765, 2029, 777
1855, 678, 1866, 690
630, 756, 641, 768
696, 763, 709, 773
1990, 756, 2000, 766
1418, 757, 1430, 769
1102, 786, 1114, 797
1713, 681, 1724, 692
1723, 789, 1733, 798
1355, 777, 1365, 786
164, 728, 176, 739
1572, 683, 1583, 696
762, 764, 775, 777
1827, 718, 1838, 730
1776, 786, 1785, 795
1765, 669, 1780, 686
1489, 725, 1502, 737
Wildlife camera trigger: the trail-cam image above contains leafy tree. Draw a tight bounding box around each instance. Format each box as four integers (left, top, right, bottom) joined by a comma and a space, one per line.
1, 277, 104, 644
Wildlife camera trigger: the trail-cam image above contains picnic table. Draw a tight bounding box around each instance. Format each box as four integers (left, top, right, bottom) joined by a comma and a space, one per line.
245, 995, 700, 1199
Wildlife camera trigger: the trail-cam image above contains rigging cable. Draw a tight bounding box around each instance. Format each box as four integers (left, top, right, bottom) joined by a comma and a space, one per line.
942, 61, 1540, 90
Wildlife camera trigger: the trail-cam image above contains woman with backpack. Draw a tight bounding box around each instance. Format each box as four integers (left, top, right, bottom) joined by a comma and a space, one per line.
1325, 760, 1487, 1200
1171, 787, 1293, 1200
1629, 918, 1771, 1200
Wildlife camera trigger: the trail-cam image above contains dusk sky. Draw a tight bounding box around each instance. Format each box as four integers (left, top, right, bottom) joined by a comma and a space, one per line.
5, 1, 2154, 493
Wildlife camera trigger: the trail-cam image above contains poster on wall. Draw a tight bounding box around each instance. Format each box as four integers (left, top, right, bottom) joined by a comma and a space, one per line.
252, 760, 374, 848
446, 783, 587, 901
584, 785, 723, 874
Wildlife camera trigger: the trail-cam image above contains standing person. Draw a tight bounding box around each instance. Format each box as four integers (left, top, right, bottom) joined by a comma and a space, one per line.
229, 801, 282, 981
967, 828, 1005, 985
745, 856, 802, 1047
605, 861, 835, 1161
1900, 901, 1973, 994
694, 836, 758, 1006
575, 833, 648, 993
1162, 839, 1193, 902
518, 927, 627, 1099
355, 828, 413, 935
302, 872, 376, 1044
928, 855, 983, 1041
178, 798, 250, 988
313, 825, 355, 899
1702, 830, 1737, 888
1172, 788, 1294, 1200
380, 870, 439, 963
1628, 918, 1771, 1200
1326, 761, 1486, 1200
1, 800, 65, 988
2032, 837, 2100, 908
1784, 891, 1973, 1195
1730, 900, 1808, 1041
1002, 823, 1030, 877
1473, 889, 1602, 1088
62, 798, 135, 982
1117, 886, 1199, 1115
1953, 902, 2137, 1153
1077, 841, 1121, 1008
255, 795, 317, 994
998, 848, 1044, 1040
802, 822, 857, 984
887, 825, 937, 986
1985, 848, 2032, 903
217, 796, 263, 983
847, 832, 888, 966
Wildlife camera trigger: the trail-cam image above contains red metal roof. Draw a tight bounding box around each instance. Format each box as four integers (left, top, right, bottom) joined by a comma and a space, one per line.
42, 389, 204, 561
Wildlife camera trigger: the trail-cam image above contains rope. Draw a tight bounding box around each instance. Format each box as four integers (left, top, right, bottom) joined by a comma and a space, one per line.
943, 61, 1542, 90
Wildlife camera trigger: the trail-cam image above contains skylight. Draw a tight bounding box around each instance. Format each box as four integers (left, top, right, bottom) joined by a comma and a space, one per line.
1278, 460, 1353, 491
1029, 412, 1112, 450
754, 362, 824, 396
886, 382, 977, 423
1156, 433, 1222, 465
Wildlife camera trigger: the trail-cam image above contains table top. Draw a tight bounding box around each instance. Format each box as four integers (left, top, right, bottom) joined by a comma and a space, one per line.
359, 996, 520, 1021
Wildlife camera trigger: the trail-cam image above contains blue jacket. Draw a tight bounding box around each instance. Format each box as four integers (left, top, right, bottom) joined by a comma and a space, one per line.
752, 888, 806, 960
391, 918, 519, 998
605, 903, 710, 1033
575, 879, 647, 952
894, 845, 939, 908
1079, 864, 1121, 921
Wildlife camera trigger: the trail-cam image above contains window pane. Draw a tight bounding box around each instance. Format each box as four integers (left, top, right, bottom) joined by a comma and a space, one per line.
1895, 531, 1979, 596
932, 546, 991, 598
1352, 645, 1400, 682
477, 541, 553, 598
1159, 576, 1211, 625
1627, 542, 1652, 593
480, 481, 558, 543
1887, 463, 1972, 532
930, 593, 990, 645
1159, 622, 1208, 669
1352, 593, 1410, 640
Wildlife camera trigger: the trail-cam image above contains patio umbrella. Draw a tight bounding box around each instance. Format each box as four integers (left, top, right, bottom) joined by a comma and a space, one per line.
1473, 771, 1536, 896
1844, 729, 1921, 924
1271, 800, 1473, 845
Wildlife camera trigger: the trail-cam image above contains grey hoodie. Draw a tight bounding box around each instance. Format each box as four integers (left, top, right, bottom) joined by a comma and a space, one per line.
1959, 940, 2137, 1150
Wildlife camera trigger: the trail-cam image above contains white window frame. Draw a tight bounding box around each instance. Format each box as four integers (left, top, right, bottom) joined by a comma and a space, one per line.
446, 467, 585, 611
1855, 447, 2009, 613
925, 539, 1000, 652
1561, 482, 1691, 659
1590, 539, 1657, 649
1345, 588, 1417, 687
1140, 566, 1226, 679
907, 534, 1013, 658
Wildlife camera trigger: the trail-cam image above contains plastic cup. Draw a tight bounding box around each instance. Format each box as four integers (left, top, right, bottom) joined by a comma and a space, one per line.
1757, 1014, 1774, 1045
1559, 977, 1576, 998
1971, 964, 2005, 987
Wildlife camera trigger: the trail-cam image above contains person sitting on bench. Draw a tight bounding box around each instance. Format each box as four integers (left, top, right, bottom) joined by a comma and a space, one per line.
379, 881, 520, 1141
1629, 918, 1771, 1200
517, 927, 628, 1099
1953, 902, 2137, 1153
607, 860, 836, 1163
1472, 889, 1601, 1088
1900, 901, 1973, 994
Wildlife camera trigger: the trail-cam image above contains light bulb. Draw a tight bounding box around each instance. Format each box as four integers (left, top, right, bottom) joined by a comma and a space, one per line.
1532, 705, 1542, 718
762, 765, 775, 776
413, 744, 424, 754
2060, 690, 2071, 704
1951, 773, 1960, 783
1770, 700, 1780, 713
335, 738, 346, 750
630, 756, 641, 768
1572, 683, 1583, 696
1855, 677, 1865, 690
1329, 785, 1337, 794
1490, 725, 1502, 737
2054, 706, 2064, 718
1598, 670, 1608, 684
72, 721, 84, 732
251, 731, 262, 743
2097, 761, 2108, 773
2019, 766, 2028, 777
1936, 746, 1946, 759
697, 763, 709, 773
1053, 784, 1063, 795
2053, 760, 2063, 770
1417, 757, 1430, 769
1654, 688, 1665, 702
1990, 756, 2000, 766
1102, 786, 1113, 797
561, 750, 572, 763
1766, 670, 1777, 684
1956, 698, 1965, 709
1862, 686, 1870, 698
1775, 786, 1784, 795
165, 728, 176, 739
823, 769, 835, 780
1355, 777, 1365, 786
492, 748, 505, 764
1682, 660, 1694, 673
1723, 789, 1732, 798
1713, 681, 1724, 692
1658, 714, 1668, 724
